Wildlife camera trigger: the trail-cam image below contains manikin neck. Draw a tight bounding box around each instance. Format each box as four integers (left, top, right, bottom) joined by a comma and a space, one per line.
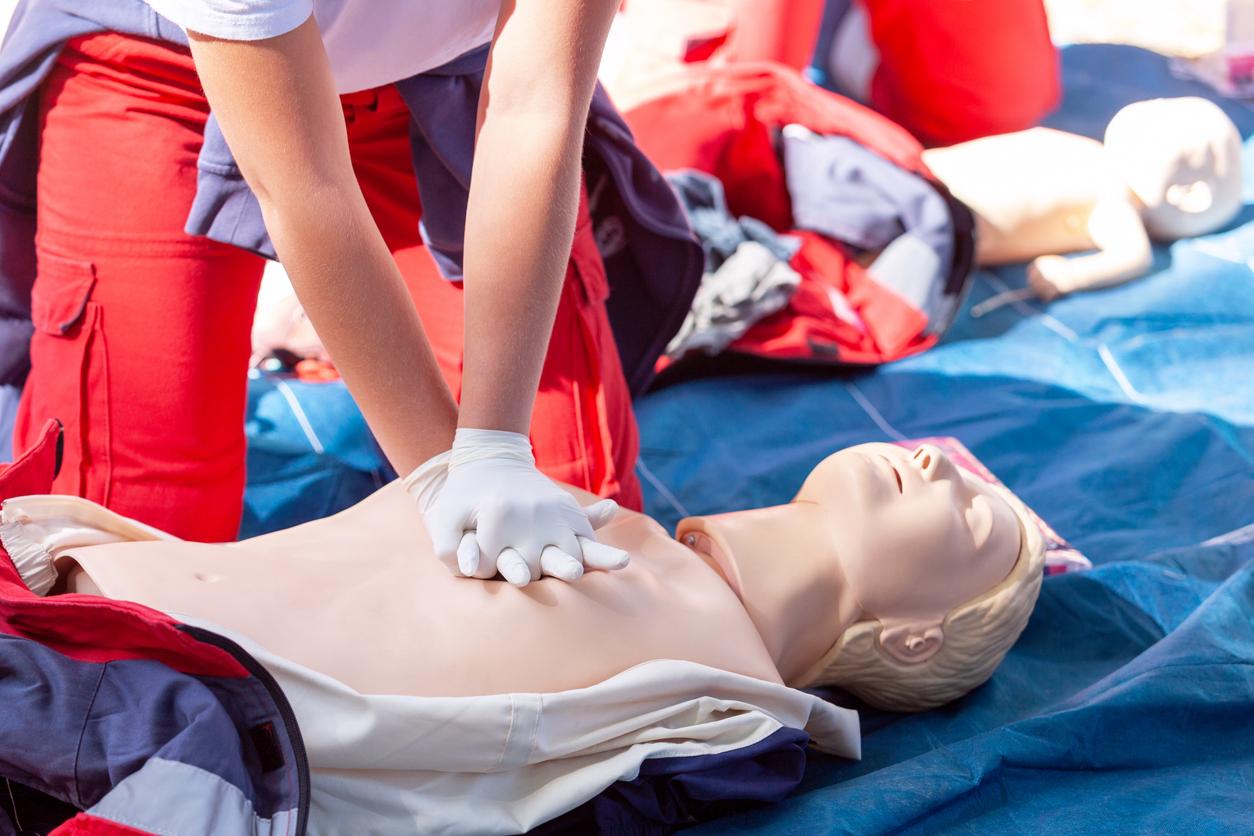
677, 502, 863, 685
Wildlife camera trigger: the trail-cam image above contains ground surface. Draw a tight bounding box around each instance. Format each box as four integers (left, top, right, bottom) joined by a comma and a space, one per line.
1045, 0, 1229, 58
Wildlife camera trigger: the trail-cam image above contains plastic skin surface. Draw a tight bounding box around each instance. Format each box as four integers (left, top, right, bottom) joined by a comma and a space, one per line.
921, 97, 1242, 300
59, 483, 781, 697
677, 443, 1021, 684
46, 444, 1021, 700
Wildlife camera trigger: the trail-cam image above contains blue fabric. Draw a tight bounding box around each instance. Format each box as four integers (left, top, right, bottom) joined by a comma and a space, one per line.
804, 0, 853, 90
667, 170, 801, 269
0, 633, 268, 812
783, 132, 950, 261
632, 44, 1254, 833
781, 130, 955, 327
540, 727, 811, 835
0, 383, 18, 460
240, 372, 395, 539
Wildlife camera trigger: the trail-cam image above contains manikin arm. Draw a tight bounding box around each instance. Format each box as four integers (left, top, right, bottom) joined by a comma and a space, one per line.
1028, 199, 1153, 301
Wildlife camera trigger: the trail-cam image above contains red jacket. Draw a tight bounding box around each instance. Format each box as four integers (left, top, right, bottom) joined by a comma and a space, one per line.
622, 62, 976, 373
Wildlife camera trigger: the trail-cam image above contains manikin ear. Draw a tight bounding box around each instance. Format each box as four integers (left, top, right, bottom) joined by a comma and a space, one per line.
879, 621, 945, 664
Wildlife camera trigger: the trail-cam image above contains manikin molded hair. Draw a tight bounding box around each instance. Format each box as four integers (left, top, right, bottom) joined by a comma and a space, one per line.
791, 483, 1046, 712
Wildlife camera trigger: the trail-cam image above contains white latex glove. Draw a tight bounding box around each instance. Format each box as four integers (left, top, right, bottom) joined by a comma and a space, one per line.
403, 429, 629, 586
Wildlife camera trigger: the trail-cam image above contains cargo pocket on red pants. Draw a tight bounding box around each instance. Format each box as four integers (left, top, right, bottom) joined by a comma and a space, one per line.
28, 252, 111, 503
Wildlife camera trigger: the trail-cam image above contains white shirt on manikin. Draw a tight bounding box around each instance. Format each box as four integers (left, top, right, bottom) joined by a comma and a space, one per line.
144, 0, 500, 93
155, 619, 862, 835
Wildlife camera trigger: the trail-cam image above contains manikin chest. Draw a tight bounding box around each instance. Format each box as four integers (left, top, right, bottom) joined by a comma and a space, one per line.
64, 483, 781, 696
922, 128, 1127, 265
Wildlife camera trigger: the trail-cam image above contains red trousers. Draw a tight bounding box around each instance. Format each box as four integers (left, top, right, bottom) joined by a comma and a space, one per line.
15, 34, 641, 541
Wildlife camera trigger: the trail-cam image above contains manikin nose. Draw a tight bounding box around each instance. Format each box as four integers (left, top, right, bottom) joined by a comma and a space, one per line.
912, 444, 964, 487
911, 444, 944, 481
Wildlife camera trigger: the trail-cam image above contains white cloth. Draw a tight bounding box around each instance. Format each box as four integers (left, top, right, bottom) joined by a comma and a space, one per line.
143, 0, 500, 93
178, 618, 861, 835
0, 496, 177, 596
665, 241, 802, 360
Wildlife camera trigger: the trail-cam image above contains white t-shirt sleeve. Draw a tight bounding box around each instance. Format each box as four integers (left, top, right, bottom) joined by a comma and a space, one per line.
146, 0, 314, 40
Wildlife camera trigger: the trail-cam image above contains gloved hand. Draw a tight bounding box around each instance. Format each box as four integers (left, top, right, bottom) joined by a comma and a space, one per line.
404, 429, 629, 586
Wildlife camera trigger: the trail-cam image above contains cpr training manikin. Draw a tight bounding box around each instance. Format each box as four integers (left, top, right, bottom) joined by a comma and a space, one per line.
1, 442, 1045, 834
920, 97, 1243, 302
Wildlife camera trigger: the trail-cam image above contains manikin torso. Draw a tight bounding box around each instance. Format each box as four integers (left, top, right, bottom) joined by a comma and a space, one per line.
921, 128, 1120, 265
48, 442, 1023, 702
62, 482, 782, 697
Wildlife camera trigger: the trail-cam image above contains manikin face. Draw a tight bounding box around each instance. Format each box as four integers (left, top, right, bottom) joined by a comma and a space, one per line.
795, 442, 1022, 629
1104, 97, 1243, 241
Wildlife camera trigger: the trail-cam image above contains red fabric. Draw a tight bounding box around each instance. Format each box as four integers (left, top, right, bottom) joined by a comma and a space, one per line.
52, 815, 155, 836
0, 419, 248, 677
682, 31, 730, 63
718, 114, 794, 232
624, 63, 941, 369
0, 418, 60, 498
733, 231, 934, 363
16, 34, 265, 542
624, 62, 926, 199
723, 0, 826, 70
343, 85, 642, 510
15, 34, 640, 542
864, 0, 1059, 146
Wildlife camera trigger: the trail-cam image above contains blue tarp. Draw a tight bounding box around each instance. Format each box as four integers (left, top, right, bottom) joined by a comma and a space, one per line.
241, 371, 393, 538
630, 45, 1254, 833
237, 43, 1253, 833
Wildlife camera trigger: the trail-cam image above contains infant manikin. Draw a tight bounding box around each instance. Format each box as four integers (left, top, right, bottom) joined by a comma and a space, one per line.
921, 97, 1243, 301
4, 442, 1044, 710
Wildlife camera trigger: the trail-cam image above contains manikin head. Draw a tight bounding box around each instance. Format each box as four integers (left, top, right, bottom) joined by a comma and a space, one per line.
678, 443, 1045, 711
1104, 97, 1243, 241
